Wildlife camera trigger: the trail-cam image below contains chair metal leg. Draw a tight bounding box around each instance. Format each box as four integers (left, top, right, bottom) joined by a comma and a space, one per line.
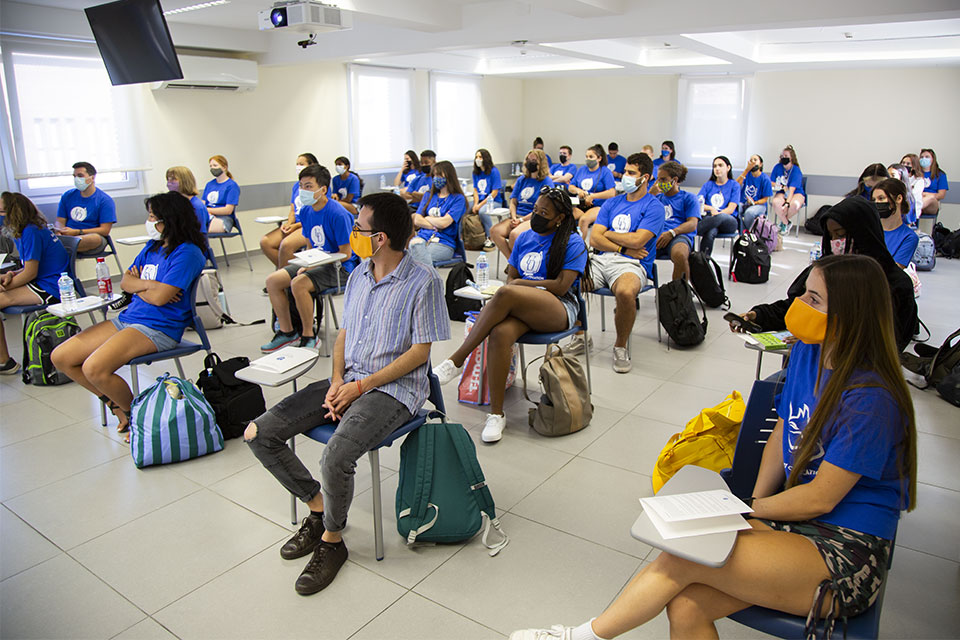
582, 330, 592, 394
174, 358, 186, 379
130, 364, 140, 396
599, 295, 606, 332
329, 299, 340, 330
289, 437, 298, 525
321, 296, 331, 357
519, 344, 527, 396
368, 449, 385, 561
239, 234, 253, 271
111, 252, 123, 275
219, 238, 230, 266
655, 288, 662, 343
100, 398, 108, 427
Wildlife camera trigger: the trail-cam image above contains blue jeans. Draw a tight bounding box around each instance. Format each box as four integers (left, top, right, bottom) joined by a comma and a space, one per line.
742, 204, 766, 232
408, 240, 455, 267
697, 214, 739, 256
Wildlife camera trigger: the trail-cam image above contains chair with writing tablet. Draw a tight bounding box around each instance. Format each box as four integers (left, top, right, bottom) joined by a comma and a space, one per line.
208, 212, 253, 271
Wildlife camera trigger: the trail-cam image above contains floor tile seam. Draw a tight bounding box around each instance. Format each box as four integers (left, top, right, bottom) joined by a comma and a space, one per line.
496, 511, 650, 562
570, 451, 656, 479
343, 589, 410, 640
35, 549, 153, 619
915, 480, 960, 494
108, 616, 183, 640
893, 541, 960, 564
0, 449, 131, 502
351, 590, 508, 640
0, 419, 91, 450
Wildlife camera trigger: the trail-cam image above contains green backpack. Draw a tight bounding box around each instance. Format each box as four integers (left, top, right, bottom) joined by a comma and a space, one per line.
396, 419, 508, 556
21, 311, 80, 386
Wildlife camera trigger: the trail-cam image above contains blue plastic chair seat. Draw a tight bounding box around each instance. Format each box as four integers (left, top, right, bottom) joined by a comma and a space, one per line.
127, 340, 204, 367
433, 232, 467, 268
304, 409, 427, 450
1, 303, 47, 315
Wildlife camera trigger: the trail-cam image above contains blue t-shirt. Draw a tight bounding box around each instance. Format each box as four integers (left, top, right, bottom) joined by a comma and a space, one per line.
741, 172, 774, 205
607, 154, 627, 175
770, 164, 804, 197
119, 242, 206, 342
202, 178, 241, 216
401, 169, 421, 189
571, 165, 616, 204
884, 225, 920, 266
594, 193, 665, 278
775, 341, 908, 540
511, 175, 555, 218
14, 224, 69, 298
549, 163, 577, 182
473, 168, 503, 205
289, 182, 299, 205
508, 228, 588, 296
657, 190, 701, 240
922, 170, 948, 194
299, 199, 359, 272
697, 180, 742, 217
416, 193, 467, 250
56, 187, 117, 231
653, 156, 679, 171
332, 172, 362, 202
189, 196, 209, 234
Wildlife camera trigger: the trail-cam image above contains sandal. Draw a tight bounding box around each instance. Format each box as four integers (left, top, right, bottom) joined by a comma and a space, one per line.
99, 395, 131, 435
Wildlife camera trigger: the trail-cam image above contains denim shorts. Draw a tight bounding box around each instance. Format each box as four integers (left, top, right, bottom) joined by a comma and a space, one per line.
111, 318, 178, 352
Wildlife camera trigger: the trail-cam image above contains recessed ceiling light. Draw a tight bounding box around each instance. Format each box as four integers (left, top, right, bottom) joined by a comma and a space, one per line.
354, 58, 371, 62
163, 0, 230, 16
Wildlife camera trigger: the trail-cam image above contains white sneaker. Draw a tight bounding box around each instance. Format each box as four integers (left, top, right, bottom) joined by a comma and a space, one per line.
565, 334, 593, 356
612, 346, 631, 373
510, 626, 573, 640
434, 359, 462, 385
481, 413, 506, 443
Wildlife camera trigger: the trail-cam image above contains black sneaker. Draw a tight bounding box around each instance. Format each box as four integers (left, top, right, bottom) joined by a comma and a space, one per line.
295, 540, 348, 596
109, 292, 132, 311
0, 358, 20, 375
280, 513, 325, 560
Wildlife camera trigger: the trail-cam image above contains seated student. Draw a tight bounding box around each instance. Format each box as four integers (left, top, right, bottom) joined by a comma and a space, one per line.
0, 192, 69, 375
532, 136, 553, 166
887, 164, 920, 227
845, 163, 888, 199
166, 166, 209, 234
584, 153, 664, 373
394, 149, 422, 190
409, 161, 467, 266
654, 161, 700, 281
490, 150, 554, 261
697, 155, 742, 257
471, 148, 503, 246
262, 165, 357, 352
652, 140, 677, 172
736, 154, 773, 230
261, 153, 317, 267
203, 155, 241, 233
606, 142, 627, 179
919, 148, 948, 217
331, 156, 363, 216
434, 187, 587, 442
401, 150, 437, 210
54, 161, 117, 255
568, 144, 617, 239
730, 197, 918, 353
511, 253, 917, 640
874, 178, 919, 269
641, 145, 656, 162
244, 192, 449, 596
770, 144, 805, 232
549, 145, 577, 185
51, 192, 207, 441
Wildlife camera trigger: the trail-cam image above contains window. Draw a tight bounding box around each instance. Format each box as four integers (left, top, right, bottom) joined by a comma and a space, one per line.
429, 72, 480, 162
348, 65, 414, 170
2, 45, 145, 196
677, 76, 750, 169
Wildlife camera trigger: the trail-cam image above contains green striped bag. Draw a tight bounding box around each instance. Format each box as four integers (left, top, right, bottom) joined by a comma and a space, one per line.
129, 373, 224, 468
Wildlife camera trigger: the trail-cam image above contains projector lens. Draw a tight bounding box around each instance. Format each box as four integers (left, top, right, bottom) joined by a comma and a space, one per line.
270, 7, 287, 27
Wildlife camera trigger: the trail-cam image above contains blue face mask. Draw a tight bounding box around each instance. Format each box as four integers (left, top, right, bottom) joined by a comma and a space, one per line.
661, 149, 670, 158
620, 174, 644, 194
433, 176, 447, 189
919, 157, 932, 169
74, 176, 89, 191
297, 188, 317, 208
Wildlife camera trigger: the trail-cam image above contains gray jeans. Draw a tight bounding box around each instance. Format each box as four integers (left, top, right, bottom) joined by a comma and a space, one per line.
246, 380, 412, 533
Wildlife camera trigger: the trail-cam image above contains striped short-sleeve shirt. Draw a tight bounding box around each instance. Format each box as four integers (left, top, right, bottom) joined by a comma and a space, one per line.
342, 252, 451, 414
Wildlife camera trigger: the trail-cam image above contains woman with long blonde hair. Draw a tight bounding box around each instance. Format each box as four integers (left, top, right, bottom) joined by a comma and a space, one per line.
202, 154, 240, 233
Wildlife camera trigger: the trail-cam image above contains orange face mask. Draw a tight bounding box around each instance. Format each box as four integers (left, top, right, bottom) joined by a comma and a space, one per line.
785, 298, 827, 344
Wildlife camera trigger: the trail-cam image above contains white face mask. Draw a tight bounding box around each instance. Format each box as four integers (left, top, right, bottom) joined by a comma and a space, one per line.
296, 165, 305, 178
298, 188, 318, 208
74, 176, 89, 191
145, 219, 162, 241
475, 158, 484, 169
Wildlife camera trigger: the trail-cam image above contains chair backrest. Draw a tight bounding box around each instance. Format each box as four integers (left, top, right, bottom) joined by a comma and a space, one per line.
725, 377, 781, 499
453, 226, 466, 260
57, 235, 87, 297
425, 370, 446, 414
575, 293, 589, 332
186, 276, 212, 350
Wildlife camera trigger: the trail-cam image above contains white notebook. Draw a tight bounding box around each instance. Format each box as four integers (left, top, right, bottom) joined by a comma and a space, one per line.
292, 248, 332, 267
640, 489, 753, 540
249, 347, 318, 374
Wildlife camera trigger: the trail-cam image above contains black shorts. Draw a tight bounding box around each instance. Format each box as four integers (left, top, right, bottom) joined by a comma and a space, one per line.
25, 282, 58, 305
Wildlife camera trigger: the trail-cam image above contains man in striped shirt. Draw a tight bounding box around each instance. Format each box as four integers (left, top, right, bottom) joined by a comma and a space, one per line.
245, 192, 450, 596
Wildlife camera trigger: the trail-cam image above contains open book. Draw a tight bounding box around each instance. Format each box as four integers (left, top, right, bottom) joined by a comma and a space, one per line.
737, 330, 793, 351
249, 346, 318, 374
640, 489, 753, 540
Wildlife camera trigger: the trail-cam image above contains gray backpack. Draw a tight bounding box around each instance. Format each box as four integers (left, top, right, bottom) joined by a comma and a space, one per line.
195, 269, 264, 331
913, 233, 936, 271
525, 344, 593, 436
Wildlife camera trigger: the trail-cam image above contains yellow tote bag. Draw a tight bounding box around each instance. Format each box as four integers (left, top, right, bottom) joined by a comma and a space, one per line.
651, 390, 746, 493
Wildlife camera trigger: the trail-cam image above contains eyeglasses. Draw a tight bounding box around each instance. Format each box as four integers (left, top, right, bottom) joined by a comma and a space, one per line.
352, 223, 380, 234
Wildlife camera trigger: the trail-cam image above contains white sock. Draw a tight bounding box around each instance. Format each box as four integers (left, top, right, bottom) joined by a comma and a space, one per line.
571, 618, 608, 640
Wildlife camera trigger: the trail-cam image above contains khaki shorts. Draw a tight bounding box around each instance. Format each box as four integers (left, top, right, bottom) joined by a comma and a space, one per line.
589, 252, 648, 290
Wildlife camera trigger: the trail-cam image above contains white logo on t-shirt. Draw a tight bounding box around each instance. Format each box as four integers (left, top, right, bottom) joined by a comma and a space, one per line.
207, 191, 220, 204
710, 193, 725, 209
553, 170, 563, 177
428, 206, 441, 217
611, 213, 631, 233
70, 206, 87, 222
581, 178, 594, 192
405, 173, 416, 184
745, 184, 758, 200
477, 179, 488, 193
311, 226, 325, 248
141, 264, 159, 281
924, 177, 931, 188
338, 188, 347, 198
663, 204, 673, 221
520, 186, 535, 203
786, 401, 824, 478
773, 176, 787, 190
519, 251, 543, 277
418, 185, 430, 194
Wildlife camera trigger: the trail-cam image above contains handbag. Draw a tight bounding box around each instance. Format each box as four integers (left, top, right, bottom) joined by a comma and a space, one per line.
525, 344, 593, 437
129, 373, 224, 468
458, 311, 518, 405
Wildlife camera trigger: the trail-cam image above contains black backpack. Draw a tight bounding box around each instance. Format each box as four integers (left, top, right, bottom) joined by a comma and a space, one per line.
687, 251, 729, 309
21, 310, 80, 386
934, 224, 960, 259
196, 353, 266, 439
445, 262, 482, 321
731, 232, 771, 284
804, 205, 832, 236
270, 289, 313, 337
657, 277, 707, 347
936, 364, 960, 407
900, 328, 960, 393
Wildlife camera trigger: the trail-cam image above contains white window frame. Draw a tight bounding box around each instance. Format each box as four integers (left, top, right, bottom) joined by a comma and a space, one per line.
428, 71, 482, 163
347, 64, 415, 171
677, 75, 751, 170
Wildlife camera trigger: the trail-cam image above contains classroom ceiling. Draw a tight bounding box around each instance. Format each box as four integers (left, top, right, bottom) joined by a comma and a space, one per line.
6, 0, 960, 74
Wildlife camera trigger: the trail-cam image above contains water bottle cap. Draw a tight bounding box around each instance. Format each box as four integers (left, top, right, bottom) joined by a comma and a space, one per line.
61, 272, 68, 277
96, 257, 105, 262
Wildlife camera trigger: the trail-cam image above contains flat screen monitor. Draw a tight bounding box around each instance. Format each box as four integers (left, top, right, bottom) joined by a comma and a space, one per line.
85, 0, 183, 86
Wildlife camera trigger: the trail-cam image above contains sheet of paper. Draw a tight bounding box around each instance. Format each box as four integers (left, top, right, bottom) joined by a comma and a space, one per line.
640, 489, 752, 523
643, 506, 752, 540
292, 248, 332, 266
249, 346, 317, 374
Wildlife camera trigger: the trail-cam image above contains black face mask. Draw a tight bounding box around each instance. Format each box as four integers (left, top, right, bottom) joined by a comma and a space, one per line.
210, 168, 224, 177
530, 213, 553, 234
779, 157, 790, 166
559, 154, 568, 162
525, 160, 539, 174
875, 202, 894, 219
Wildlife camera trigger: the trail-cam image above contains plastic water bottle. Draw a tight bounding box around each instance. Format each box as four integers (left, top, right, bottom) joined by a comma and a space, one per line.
58, 272, 77, 311
808, 243, 822, 263
476, 254, 489, 289
95, 257, 113, 300
379, 174, 386, 190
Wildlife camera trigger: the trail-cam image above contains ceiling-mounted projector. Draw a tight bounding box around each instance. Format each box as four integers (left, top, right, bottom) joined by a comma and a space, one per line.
258, 1, 352, 33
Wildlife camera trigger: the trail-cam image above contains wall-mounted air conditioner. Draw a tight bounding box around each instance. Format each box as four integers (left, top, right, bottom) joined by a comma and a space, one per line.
151, 55, 258, 92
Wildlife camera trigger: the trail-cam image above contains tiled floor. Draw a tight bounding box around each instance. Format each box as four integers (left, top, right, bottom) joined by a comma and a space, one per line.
2, 231, 958, 639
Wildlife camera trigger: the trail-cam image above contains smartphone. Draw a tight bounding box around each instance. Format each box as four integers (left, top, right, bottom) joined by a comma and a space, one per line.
724, 312, 762, 333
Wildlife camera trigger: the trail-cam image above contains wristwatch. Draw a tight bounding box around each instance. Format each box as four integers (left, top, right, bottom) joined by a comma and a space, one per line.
619, 246, 627, 255
745, 497, 756, 508
668, 229, 676, 238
